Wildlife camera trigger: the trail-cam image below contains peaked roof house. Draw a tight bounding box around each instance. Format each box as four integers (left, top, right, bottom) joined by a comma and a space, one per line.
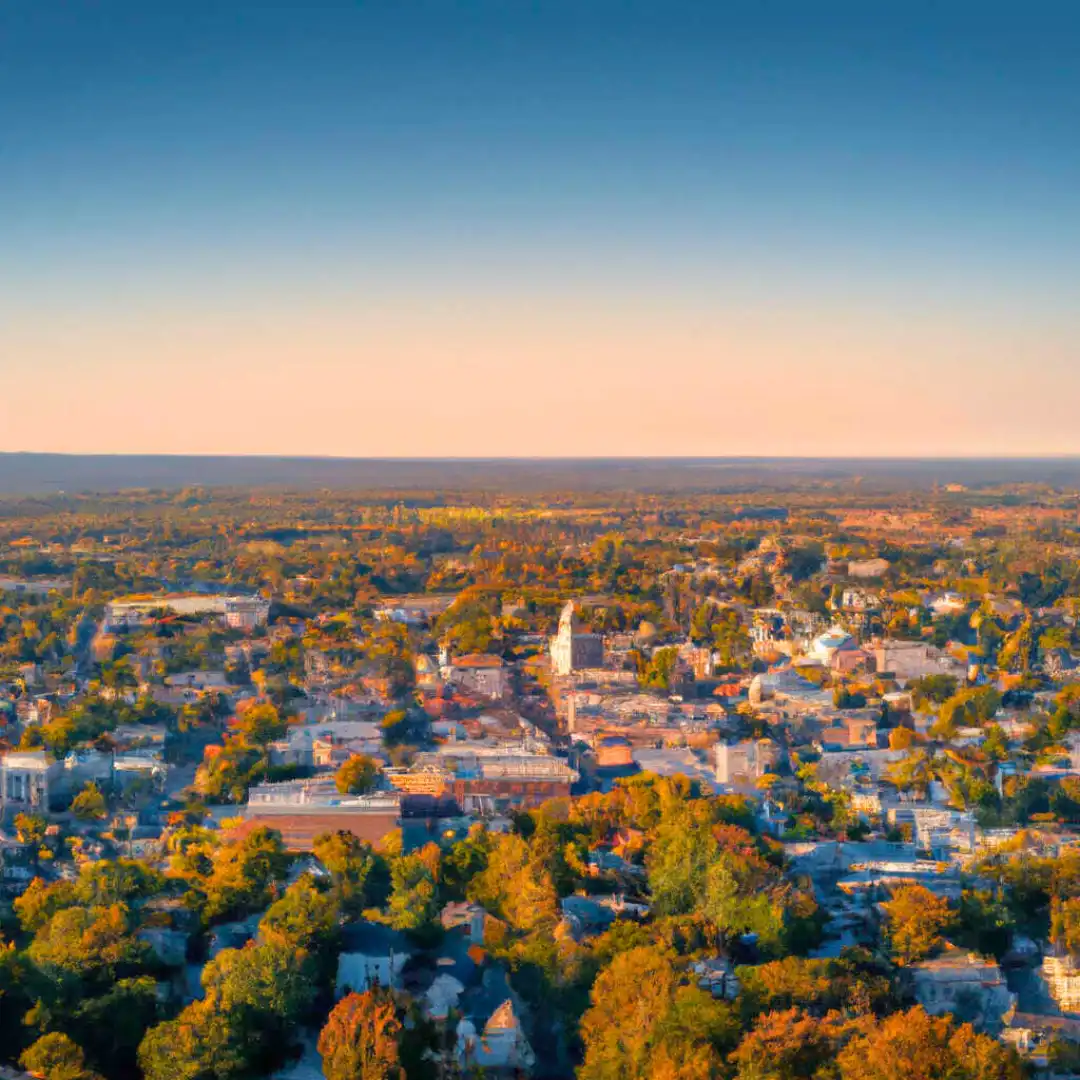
456, 999, 536, 1076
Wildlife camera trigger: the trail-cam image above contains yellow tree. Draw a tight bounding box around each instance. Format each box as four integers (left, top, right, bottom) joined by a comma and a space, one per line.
882, 885, 953, 966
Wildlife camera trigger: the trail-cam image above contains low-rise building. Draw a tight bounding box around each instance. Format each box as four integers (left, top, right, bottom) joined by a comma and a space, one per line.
407, 749, 578, 812
714, 738, 779, 786
873, 640, 962, 685
105, 594, 269, 632
242, 779, 402, 851
807, 628, 857, 667
1042, 952, 1080, 1015
910, 950, 1015, 1032
1002, 1011, 1080, 1066
444, 654, 512, 699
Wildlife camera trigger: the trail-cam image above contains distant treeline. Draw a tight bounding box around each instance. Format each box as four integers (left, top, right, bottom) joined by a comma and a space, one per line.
4, 452, 1080, 495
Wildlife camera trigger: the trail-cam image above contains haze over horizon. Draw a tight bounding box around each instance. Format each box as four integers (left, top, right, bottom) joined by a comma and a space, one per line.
3, 1, 1079, 457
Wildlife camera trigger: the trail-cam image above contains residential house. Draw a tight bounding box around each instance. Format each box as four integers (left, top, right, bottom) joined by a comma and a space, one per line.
1001, 1011, 1080, 1066
456, 999, 536, 1077
335, 923, 413, 996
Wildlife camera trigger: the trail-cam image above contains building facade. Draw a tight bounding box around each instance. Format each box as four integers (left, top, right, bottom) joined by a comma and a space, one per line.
550, 601, 604, 676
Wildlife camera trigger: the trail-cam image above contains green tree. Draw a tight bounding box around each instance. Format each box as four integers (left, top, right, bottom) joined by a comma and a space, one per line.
955, 890, 1014, 961
64, 976, 161, 1080
71, 782, 108, 822
235, 702, 287, 746
76, 858, 165, 907
641, 647, 679, 691
139, 941, 317, 1080
20, 1033, 99, 1080
259, 878, 341, 986
313, 831, 380, 913
387, 854, 439, 939
14, 811, 48, 847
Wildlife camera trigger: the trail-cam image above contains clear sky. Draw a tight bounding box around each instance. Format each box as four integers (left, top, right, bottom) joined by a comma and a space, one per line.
2, 0, 1079, 457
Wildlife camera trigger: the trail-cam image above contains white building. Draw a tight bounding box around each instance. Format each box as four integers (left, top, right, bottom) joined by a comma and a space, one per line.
0, 751, 63, 812
714, 739, 779, 786
550, 601, 604, 677
807, 627, 856, 666
104, 594, 269, 632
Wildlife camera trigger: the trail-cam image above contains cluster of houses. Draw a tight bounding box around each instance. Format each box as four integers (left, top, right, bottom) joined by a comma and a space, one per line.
7, 570, 1080, 1074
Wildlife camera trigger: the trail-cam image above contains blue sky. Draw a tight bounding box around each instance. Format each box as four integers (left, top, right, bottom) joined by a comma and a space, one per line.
2, 1, 1078, 455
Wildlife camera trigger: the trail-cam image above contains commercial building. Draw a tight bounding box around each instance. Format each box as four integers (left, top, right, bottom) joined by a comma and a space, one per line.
405, 748, 578, 812
241, 779, 402, 851
104, 594, 270, 632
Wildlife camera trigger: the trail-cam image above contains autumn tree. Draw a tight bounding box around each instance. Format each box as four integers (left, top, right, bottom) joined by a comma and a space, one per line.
336, 754, 380, 795
200, 825, 290, 922
579, 946, 736, 1080
885, 749, 936, 799
729, 1007, 834, 1080
20, 1033, 100, 1080
235, 702, 288, 745
318, 990, 404, 1080
313, 831, 381, 913
468, 832, 558, 934
835, 1006, 1023, 1080
882, 885, 953, 965
14, 811, 48, 847
14, 877, 79, 934
28, 904, 149, 987
736, 952, 893, 1022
